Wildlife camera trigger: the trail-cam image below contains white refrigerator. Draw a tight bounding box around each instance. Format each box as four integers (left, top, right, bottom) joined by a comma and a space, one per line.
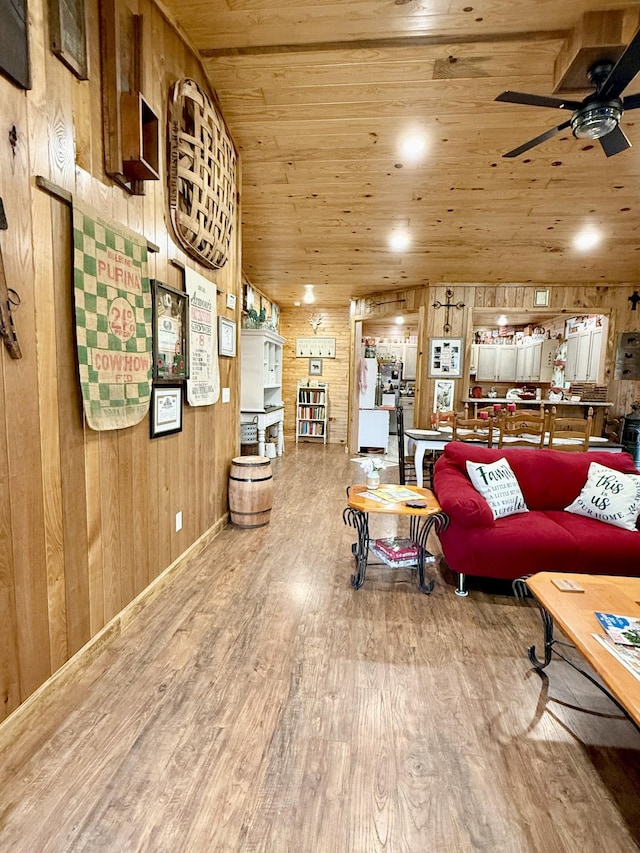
358, 358, 389, 451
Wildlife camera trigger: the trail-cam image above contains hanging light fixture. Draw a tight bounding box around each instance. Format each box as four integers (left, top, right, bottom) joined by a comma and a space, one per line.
303, 284, 315, 304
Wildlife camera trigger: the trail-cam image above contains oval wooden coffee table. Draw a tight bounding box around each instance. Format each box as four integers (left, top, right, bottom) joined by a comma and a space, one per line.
343, 484, 448, 594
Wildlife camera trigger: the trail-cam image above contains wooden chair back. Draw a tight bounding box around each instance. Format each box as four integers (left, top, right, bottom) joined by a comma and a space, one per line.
430, 407, 456, 429
603, 410, 623, 443
452, 413, 495, 448
548, 406, 593, 451
497, 410, 546, 448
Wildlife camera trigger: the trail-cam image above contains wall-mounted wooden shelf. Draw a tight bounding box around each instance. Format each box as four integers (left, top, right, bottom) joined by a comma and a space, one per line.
121, 92, 160, 182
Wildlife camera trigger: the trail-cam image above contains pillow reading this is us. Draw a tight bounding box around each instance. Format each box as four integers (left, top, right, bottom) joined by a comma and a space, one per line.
565, 462, 640, 531
465, 457, 529, 520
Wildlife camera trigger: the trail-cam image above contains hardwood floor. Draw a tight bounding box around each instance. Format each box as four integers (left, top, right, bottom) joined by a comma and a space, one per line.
1, 444, 639, 852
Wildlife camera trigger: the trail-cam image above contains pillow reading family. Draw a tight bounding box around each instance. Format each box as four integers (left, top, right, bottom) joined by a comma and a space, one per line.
565, 461, 640, 531
465, 457, 528, 520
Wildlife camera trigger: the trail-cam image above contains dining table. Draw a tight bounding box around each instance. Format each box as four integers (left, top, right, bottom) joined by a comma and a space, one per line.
405, 427, 624, 489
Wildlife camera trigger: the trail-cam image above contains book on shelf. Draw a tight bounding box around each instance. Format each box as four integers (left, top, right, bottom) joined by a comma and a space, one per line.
594, 612, 640, 647
593, 634, 640, 682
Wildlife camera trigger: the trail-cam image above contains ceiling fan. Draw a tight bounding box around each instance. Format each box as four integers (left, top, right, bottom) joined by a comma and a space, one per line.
495, 25, 640, 158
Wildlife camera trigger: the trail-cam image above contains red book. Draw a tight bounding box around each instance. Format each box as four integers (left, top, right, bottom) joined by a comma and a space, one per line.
373, 537, 419, 561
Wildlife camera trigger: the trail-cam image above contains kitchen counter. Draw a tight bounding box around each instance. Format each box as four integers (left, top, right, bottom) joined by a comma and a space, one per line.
463, 397, 612, 407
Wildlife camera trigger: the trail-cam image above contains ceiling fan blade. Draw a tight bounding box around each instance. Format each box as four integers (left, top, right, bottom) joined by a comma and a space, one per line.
502, 120, 572, 158
495, 91, 581, 111
622, 92, 640, 111
599, 124, 632, 157
598, 26, 640, 99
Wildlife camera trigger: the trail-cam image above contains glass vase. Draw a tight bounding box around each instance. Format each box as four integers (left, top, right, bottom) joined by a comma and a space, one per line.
366, 471, 381, 489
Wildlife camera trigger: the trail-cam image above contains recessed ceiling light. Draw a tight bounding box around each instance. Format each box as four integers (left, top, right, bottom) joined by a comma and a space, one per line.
395, 316, 404, 325
399, 133, 427, 162
294, 301, 301, 306
574, 227, 602, 251
497, 315, 508, 326
389, 230, 411, 251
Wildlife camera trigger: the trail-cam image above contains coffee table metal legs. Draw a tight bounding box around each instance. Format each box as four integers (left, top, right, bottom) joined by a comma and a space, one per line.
342, 508, 448, 594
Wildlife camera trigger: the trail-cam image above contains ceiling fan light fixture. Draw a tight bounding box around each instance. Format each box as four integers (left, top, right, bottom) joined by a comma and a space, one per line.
571, 101, 622, 139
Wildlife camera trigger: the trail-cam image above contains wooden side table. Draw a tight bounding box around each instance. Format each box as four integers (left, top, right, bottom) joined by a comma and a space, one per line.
343, 484, 448, 594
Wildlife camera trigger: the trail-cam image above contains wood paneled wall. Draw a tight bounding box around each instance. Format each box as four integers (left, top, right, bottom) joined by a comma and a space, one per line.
0, 0, 240, 720
280, 307, 351, 445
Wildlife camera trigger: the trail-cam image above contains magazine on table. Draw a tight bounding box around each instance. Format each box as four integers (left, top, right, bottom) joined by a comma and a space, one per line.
594, 612, 640, 647
593, 634, 640, 681
362, 486, 423, 504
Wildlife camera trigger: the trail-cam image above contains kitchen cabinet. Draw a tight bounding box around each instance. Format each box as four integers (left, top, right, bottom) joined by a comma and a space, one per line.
515, 341, 542, 382
240, 328, 285, 412
476, 345, 517, 382
564, 327, 603, 382
402, 343, 417, 380
539, 339, 555, 383
358, 409, 389, 452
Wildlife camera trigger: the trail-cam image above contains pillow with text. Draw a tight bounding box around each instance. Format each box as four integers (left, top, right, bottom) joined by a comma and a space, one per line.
465, 457, 529, 520
565, 462, 640, 531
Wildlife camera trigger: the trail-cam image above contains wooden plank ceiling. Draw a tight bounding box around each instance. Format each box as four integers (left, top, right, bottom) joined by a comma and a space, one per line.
160, 0, 640, 307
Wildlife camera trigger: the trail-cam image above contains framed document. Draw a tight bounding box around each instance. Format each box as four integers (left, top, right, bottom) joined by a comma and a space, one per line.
49, 0, 88, 79
150, 385, 183, 438
218, 317, 237, 357
152, 280, 189, 382
429, 337, 463, 378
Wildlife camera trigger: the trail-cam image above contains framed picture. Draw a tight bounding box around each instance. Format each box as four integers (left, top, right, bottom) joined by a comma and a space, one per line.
49, 0, 89, 79
309, 358, 323, 376
429, 337, 463, 378
226, 293, 236, 310
534, 288, 550, 307
218, 316, 237, 357
150, 384, 183, 438
152, 280, 189, 382
434, 379, 455, 413
0, 0, 30, 89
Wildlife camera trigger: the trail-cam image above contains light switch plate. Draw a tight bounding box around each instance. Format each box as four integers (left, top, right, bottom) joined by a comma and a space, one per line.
222, 387, 230, 403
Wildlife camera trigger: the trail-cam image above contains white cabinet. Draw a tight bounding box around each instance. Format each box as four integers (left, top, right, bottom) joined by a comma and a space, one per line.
515, 341, 542, 382
470, 344, 479, 374
587, 327, 603, 382
240, 328, 285, 412
564, 328, 603, 383
358, 409, 389, 452
296, 383, 328, 443
539, 339, 556, 383
402, 343, 417, 380
476, 345, 517, 382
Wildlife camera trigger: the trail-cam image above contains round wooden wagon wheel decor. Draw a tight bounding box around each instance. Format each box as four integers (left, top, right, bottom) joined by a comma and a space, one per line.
168, 78, 237, 269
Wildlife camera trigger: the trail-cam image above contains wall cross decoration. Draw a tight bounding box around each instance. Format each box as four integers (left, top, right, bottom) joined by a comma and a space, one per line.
629, 290, 640, 311
432, 288, 465, 333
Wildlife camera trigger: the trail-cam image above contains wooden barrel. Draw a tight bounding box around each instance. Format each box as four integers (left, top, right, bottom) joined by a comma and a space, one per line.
228, 456, 273, 528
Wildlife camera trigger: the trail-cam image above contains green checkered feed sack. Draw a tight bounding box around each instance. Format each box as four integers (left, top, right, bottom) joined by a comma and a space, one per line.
73, 201, 152, 430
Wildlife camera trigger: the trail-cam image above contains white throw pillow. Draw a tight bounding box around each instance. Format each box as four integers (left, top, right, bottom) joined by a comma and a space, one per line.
465, 457, 528, 520
565, 462, 640, 531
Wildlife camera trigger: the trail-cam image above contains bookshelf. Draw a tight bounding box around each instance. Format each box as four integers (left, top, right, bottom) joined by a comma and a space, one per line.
296, 382, 328, 444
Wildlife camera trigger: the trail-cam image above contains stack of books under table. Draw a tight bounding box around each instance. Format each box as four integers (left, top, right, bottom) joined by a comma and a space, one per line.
370, 536, 435, 569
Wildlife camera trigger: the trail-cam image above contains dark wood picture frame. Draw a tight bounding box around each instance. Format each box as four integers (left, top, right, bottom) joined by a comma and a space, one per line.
151, 280, 189, 383
150, 384, 183, 438
49, 0, 88, 79
0, 0, 31, 89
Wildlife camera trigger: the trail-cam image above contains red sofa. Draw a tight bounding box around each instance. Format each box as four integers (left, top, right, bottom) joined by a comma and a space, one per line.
432, 444, 640, 596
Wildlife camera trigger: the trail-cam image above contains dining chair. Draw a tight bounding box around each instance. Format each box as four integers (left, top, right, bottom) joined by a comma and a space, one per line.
548, 406, 594, 451
497, 410, 546, 448
452, 413, 495, 447
396, 405, 417, 485
603, 409, 624, 443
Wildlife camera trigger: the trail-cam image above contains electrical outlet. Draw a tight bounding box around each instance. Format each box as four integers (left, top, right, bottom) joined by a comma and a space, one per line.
175, 511, 183, 532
